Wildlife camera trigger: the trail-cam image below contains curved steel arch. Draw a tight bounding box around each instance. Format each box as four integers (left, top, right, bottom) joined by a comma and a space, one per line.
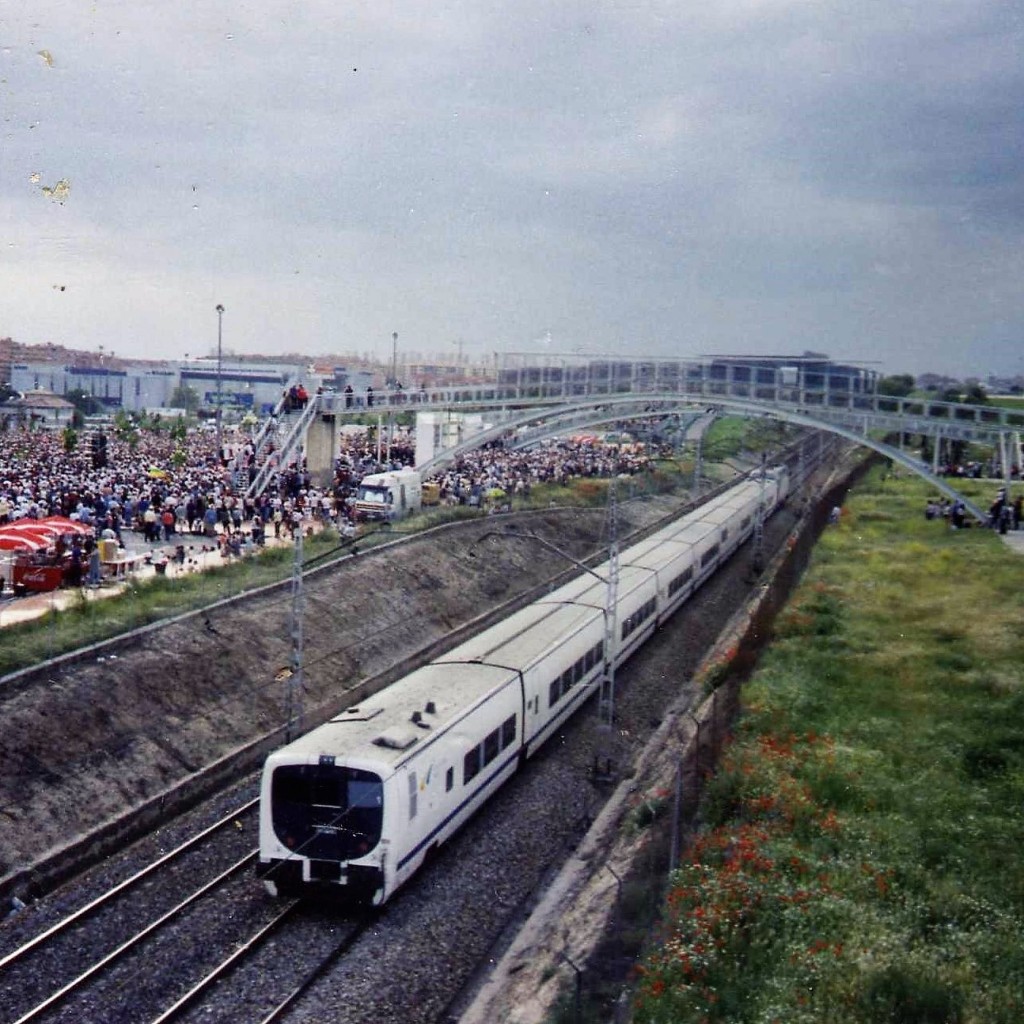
416, 392, 989, 523
415, 400, 708, 477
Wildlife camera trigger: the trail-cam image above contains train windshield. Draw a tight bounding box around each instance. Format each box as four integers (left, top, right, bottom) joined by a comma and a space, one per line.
271, 763, 384, 861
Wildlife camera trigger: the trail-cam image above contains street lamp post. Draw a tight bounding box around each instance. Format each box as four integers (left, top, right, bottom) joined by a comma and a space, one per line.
388, 331, 399, 463
215, 304, 225, 462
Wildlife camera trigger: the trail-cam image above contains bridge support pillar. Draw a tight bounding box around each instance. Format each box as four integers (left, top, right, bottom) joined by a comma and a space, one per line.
998, 432, 1016, 498
305, 413, 337, 488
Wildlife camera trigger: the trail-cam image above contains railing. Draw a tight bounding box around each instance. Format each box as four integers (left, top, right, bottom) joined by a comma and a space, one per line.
245, 395, 320, 499
240, 360, 1024, 497
315, 378, 1024, 436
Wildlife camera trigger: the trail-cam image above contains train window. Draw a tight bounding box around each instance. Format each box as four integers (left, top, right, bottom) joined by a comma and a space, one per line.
741, 516, 751, 529
573, 658, 585, 682
549, 678, 561, 708
721, 528, 729, 543
312, 774, 342, 808
348, 779, 381, 809
502, 715, 516, 748
408, 772, 418, 820
464, 747, 481, 784
670, 566, 694, 596
700, 543, 720, 567
561, 667, 573, 692
484, 728, 500, 766
446, 767, 454, 792
271, 765, 384, 862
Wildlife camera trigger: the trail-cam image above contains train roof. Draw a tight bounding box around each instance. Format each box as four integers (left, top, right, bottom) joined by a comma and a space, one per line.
535, 562, 656, 607
266, 660, 517, 772
657, 518, 720, 547
436, 598, 603, 668
621, 534, 699, 570
264, 469, 787, 777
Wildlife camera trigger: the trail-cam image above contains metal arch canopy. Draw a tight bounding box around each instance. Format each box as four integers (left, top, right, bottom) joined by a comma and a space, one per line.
249, 362, 1020, 515
413, 392, 990, 523
414, 402, 711, 478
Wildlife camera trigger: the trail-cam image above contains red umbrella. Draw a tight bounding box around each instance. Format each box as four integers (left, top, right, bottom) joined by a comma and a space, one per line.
3, 521, 63, 539
0, 528, 56, 552
0, 532, 48, 552
40, 515, 94, 536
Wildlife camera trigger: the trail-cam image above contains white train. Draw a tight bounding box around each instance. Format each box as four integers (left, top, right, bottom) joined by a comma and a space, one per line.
257, 466, 790, 904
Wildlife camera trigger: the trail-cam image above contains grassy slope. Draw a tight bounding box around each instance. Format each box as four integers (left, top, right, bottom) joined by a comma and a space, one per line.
634, 469, 1024, 1023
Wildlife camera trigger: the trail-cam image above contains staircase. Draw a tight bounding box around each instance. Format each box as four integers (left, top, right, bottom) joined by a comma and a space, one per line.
245, 394, 320, 499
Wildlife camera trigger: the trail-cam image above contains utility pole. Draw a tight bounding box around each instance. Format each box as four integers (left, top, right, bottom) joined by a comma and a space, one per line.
751, 452, 767, 576
599, 476, 620, 727
389, 331, 398, 463
285, 527, 304, 741
215, 304, 225, 463
594, 475, 620, 783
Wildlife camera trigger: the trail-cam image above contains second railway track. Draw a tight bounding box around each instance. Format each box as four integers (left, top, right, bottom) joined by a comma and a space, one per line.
0, 438, 851, 1023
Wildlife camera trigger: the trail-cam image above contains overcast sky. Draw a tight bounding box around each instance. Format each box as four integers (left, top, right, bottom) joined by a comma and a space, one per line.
2, 1, 1022, 378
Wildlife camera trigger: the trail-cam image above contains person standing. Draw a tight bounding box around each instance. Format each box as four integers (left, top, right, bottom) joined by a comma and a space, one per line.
86, 541, 102, 587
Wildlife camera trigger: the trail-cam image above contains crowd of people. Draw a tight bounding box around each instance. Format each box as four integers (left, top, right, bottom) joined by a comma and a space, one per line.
0, 417, 662, 560
938, 459, 1020, 480
2, 405, 1019, 597
924, 486, 1022, 532
0, 424, 336, 586
424, 435, 659, 507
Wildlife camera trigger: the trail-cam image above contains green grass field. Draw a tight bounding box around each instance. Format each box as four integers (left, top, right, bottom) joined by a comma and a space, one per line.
989, 395, 1024, 410
634, 468, 1024, 1023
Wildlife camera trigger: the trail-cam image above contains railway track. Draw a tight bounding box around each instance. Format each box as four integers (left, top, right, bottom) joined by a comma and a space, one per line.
0, 437, 849, 1023
0, 800, 259, 1024
0, 783, 370, 1024
154, 910, 368, 1024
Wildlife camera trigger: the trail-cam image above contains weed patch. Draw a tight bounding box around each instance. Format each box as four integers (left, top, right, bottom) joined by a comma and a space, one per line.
633, 467, 1024, 1022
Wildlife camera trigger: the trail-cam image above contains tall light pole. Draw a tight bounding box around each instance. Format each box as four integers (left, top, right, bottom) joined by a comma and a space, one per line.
215, 303, 225, 461
389, 331, 398, 464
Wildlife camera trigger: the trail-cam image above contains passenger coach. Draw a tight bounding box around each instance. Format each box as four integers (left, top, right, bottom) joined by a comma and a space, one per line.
258, 466, 789, 904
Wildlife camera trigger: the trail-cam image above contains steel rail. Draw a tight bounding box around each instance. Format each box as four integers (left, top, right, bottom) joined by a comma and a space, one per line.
11, 852, 257, 1024
256, 920, 369, 1024
0, 798, 259, 973
149, 901, 304, 1024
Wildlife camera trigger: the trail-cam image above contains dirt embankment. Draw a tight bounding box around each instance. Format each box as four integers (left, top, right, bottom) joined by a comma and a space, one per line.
0, 498, 690, 891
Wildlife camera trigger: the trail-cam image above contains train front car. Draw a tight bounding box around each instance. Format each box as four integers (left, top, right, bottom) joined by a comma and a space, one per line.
258, 743, 392, 904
